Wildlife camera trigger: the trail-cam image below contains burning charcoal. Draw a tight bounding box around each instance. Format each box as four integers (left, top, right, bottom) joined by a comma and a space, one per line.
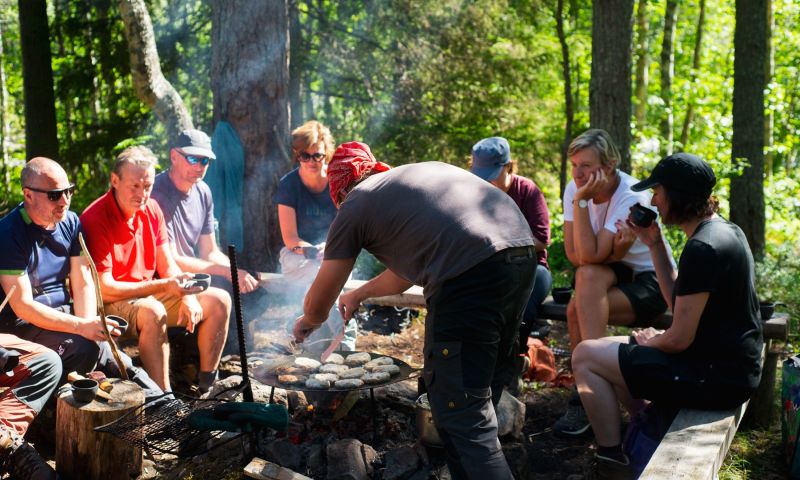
320, 364, 349, 375
334, 378, 364, 389
373, 364, 400, 376
324, 353, 345, 365
363, 371, 391, 384
340, 367, 366, 379
345, 352, 371, 366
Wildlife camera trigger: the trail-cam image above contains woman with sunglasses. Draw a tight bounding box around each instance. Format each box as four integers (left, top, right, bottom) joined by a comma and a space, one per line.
275, 120, 356, 351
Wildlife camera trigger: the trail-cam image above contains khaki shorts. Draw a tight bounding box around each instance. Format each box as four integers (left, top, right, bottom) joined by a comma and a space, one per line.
105, 292, 184, 337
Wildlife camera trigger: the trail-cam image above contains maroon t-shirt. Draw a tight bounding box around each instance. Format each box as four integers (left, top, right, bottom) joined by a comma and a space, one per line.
506, 174, 550, 268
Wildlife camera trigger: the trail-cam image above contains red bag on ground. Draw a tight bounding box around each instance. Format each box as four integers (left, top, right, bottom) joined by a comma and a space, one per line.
522, 338, 557, 382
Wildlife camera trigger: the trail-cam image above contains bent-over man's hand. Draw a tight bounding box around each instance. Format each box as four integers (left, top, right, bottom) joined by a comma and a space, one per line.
292, 315, 322, 343
177, 295, 203, 333
338, 290, 365, 321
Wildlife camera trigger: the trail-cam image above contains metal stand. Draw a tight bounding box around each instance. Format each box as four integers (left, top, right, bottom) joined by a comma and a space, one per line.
228, 245, 254, 403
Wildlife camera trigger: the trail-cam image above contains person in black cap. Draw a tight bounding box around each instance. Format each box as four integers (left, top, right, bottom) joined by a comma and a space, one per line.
570, 153, 763, 478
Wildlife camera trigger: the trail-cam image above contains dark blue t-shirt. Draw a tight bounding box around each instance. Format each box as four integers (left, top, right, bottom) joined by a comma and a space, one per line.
274, 168, 337, 245
0, 205, 81, 323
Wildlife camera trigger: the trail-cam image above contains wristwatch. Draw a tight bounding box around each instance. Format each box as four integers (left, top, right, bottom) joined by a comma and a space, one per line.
577, 199, 589, 209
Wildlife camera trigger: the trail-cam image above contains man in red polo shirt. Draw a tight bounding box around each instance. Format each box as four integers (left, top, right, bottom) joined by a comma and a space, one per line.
81, 146, 230, 393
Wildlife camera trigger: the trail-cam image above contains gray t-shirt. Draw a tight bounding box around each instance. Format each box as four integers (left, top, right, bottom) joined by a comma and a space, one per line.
151, 171, 215, 257
325, 162, 535, 298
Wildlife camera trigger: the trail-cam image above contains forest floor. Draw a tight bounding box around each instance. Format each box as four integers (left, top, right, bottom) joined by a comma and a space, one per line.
22, 306, 789, 479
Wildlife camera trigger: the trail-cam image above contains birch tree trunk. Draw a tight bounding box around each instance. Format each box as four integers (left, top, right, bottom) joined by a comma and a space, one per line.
118, 0, 193, 143
730, 0, 767, 258
590, 0, 634, 173
659, 0, 679, 156
211, 0, 290, 271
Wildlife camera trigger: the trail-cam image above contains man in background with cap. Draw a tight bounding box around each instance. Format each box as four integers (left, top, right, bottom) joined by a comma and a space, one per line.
555, 129, 673, 437
571, 153, 761, 477
470, 136, 552, 391
81, 146, 230, 394
151, 129, 258, 355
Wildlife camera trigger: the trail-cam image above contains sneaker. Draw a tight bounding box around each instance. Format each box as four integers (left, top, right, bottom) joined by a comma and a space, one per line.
586, 454, 634, 480
1, 427, 57, 480
553, 403, 591, 436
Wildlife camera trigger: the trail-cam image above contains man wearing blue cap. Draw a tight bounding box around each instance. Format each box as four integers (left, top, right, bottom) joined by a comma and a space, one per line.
470, 137, 553, 390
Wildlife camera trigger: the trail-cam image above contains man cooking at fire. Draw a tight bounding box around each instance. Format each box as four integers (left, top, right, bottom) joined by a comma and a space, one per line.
292, 141, 536, 479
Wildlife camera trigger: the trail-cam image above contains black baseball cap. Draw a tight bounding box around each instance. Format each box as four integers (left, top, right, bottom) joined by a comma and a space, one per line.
632, 153, 716, 197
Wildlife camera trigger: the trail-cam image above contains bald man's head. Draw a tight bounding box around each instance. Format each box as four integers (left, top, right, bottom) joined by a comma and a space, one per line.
21, 157, 67, 188
20, 157, 73, 228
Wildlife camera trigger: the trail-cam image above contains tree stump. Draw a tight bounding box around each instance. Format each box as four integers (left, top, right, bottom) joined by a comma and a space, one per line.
56, 379, 144, 480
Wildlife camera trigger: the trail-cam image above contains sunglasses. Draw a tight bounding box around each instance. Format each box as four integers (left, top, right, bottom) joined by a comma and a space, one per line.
298, 152, 326, 163
179, 151, 211, 166
25, 184, 76, 202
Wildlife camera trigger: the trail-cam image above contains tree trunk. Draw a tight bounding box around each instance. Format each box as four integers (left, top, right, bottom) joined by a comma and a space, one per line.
211, 0, 290, 272
763, 0, 774, 177
118, 0, 192, 143
289, 0, 304, 127
679, 0, 706, 147
633, 0, 650, 130
556, 0, 573, 199
0, 19, 9, 169
18, 0, 59, 159
730, 0, 767, 258
659, 0, 679, 156
590, 0, 634, 173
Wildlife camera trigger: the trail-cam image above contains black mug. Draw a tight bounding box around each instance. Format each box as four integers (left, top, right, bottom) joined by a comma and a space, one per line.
629, 203, 657, 228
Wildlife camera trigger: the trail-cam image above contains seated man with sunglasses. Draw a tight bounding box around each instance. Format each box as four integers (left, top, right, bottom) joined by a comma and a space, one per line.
81, 146, 231, 394
151, 129, 258, 355
0, 157, 163, 399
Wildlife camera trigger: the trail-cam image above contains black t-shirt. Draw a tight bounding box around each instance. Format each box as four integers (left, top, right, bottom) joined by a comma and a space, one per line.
673, 217, 763, 389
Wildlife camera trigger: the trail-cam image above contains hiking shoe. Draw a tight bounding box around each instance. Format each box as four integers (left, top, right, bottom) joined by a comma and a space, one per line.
586, 454, 634, 480
0, 427, 57, 480
553, 403, 591, 436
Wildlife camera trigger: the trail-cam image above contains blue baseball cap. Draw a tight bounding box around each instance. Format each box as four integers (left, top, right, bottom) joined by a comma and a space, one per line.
470, 137, 510, 181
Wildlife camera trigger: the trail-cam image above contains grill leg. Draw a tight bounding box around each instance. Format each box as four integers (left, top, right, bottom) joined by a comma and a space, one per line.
371, 388, 378, 441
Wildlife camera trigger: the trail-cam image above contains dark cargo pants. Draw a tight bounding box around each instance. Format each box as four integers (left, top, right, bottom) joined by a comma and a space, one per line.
423, 246, 536, 480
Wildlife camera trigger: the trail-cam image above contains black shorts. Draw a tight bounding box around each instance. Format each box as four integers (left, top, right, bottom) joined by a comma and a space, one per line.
607, 263, 667, 326
618, 342, 754, 410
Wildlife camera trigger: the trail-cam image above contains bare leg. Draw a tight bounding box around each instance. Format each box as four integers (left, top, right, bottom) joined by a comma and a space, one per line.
572, 337, 631, 447
574, 265, 637, 341
135, 299, 171, 391
195, 287, 231, 373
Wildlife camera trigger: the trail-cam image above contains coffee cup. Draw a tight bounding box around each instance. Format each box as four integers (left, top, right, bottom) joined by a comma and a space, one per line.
629, 203, 657, 228
72, 378, 99, 402
759, 301, 775, 321
303, 246, 319, 260
105, 315, 128, 336
184, 273, 211, 292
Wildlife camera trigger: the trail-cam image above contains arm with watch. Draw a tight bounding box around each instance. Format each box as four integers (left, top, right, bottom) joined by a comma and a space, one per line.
569, 174, 623, 265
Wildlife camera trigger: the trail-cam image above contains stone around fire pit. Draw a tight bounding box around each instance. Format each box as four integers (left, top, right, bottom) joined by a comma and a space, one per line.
382, 445, 420, 480
327, 438, 372, 480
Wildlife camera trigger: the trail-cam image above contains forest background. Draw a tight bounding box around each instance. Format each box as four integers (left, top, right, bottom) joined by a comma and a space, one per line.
0, 0, 799, 477
0, 0, 798, 325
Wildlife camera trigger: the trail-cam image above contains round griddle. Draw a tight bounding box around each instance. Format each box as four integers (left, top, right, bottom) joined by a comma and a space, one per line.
251, 351, 419, 392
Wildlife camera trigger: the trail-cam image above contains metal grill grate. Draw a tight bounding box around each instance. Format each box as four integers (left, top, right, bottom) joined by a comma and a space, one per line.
94, 393, 243, 457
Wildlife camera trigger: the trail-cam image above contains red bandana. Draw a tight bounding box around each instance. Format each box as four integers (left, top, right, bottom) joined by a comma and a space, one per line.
328, 142, 391, 206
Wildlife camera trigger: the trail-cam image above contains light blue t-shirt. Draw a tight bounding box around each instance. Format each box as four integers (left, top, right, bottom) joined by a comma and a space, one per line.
151, 171, 215, 257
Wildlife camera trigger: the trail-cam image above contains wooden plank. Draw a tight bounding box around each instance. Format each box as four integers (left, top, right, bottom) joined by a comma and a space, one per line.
639, 401, 747, 480
244, 457, 313, 480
